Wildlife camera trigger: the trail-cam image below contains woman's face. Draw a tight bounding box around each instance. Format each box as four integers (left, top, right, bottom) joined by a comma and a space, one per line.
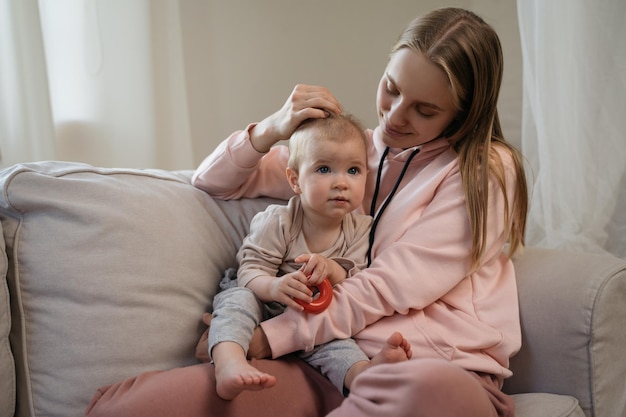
376, 48, 457, 149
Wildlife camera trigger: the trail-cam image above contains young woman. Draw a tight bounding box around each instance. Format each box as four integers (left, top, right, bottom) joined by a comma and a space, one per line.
85, 7, 527, 417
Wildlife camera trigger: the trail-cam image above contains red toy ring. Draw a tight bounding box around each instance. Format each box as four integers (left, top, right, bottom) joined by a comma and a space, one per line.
295, 278, 333, 314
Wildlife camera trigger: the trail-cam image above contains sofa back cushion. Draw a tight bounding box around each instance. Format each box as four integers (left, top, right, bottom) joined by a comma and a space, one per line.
0, 162, 279, 417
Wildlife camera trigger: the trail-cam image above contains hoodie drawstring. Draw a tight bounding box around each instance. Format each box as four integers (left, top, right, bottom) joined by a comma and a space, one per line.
366, 146, 421, 266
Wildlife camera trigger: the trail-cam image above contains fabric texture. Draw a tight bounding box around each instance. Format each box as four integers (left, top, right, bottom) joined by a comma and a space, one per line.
84, 357, 515, 417
236, 195, 372, 288
0, 219, 14, 417
508, 394, 586, 417
210, 286, 368, 392
517, 0, 626, 260
503, 247, 626, 417
0, 161, 278, 417
85, 358, 344, 417
326, 359, 514, 417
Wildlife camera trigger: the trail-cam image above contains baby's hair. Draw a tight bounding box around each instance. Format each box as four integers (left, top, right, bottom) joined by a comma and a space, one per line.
287, 113, 368, 172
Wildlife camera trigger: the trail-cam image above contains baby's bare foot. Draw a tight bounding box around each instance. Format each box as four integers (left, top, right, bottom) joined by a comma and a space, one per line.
344, 332, 413, 391
215, 359, 277, 400
370, 331, 412, 366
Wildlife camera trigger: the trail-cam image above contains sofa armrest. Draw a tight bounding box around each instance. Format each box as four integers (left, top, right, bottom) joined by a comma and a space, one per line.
504, 247, 626, 417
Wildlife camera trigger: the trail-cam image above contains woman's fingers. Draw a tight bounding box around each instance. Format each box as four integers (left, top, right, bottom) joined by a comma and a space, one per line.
290, 84, 342, 115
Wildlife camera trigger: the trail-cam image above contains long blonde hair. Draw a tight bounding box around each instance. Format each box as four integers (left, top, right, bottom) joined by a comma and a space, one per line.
392, 8, 528, 270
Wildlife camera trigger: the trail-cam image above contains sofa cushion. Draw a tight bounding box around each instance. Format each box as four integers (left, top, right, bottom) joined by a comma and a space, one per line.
505, 247, 626, 417
0, 162, 278, 417
0, 219, 14, 417
512, 393, 586, 417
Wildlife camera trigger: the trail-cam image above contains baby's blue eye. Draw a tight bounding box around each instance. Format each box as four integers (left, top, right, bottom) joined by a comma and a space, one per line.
317, 166, 330, 173
348, 167, 360, 175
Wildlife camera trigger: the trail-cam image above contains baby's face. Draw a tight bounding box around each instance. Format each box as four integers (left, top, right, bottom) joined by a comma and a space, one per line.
293, 134, 368, 221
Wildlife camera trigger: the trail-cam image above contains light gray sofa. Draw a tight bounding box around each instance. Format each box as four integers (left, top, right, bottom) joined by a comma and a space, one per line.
0, 161, 624, 417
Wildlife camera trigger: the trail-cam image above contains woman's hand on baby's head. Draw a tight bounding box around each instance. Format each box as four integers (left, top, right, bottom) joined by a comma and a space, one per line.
269, 270, 313, 311
272, 85, 341, 135
285, 84, 342, 121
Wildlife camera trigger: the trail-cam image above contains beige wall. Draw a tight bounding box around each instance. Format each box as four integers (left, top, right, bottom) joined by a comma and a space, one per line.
180, 1, 522, 165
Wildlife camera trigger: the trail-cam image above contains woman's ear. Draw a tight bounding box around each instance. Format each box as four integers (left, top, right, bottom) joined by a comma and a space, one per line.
285, 167, 301, 194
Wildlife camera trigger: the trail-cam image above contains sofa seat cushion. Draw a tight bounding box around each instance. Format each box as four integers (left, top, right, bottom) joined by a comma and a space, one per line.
512, 393, 586, 417
0, 162, 279, 417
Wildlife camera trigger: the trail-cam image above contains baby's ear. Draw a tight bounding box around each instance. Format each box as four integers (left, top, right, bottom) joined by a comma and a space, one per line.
285, 167, 301, 194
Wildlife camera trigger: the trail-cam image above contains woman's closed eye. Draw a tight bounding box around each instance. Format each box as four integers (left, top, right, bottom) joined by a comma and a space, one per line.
416, 107, 436, 118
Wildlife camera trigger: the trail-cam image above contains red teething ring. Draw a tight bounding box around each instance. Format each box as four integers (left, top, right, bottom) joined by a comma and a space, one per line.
295, 278, 333, 314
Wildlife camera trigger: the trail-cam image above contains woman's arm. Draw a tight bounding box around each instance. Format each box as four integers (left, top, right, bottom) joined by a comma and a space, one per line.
192, 84, 342, 200
260, 154, 517, 357
191, 127, 294, 200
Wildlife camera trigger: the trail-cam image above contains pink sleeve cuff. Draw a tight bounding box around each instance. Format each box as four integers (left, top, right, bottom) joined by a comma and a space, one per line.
228, 123, 266, 169
260, 310, 312, 358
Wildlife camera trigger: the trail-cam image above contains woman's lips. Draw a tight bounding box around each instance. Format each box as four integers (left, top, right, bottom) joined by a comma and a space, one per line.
383, 124, 408, 139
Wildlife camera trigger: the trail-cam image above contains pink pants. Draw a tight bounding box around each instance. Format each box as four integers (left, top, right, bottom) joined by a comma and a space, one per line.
84, 357, 514, 417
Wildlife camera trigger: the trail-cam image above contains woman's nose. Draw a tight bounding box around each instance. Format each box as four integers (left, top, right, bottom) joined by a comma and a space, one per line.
387, 100, 406, 126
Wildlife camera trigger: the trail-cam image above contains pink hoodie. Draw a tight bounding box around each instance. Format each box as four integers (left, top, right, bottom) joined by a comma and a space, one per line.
192, 125, 521, 382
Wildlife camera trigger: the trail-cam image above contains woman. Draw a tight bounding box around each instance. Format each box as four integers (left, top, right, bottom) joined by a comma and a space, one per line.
86, 7, 528, 417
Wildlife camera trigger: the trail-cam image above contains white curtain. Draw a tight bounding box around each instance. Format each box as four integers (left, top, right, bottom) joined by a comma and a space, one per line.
0, 0, 56, 166
0, 0, 194, 170
517, 0, 626, 259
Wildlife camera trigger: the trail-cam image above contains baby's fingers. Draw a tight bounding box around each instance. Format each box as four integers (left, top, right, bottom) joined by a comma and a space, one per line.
282, 288, 313, 312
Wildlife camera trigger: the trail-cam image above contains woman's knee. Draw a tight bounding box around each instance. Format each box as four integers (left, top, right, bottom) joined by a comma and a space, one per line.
344, 359, 497, 417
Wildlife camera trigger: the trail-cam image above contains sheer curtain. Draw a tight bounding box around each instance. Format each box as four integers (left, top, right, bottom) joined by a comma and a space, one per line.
517, 0, 626, 259
0, 0, 194, 170
0, 0, 56, 167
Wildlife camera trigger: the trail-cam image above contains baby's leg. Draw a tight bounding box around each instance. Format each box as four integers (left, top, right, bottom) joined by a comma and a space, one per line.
212, 341, 277, 400
209, 287, 277, 400
299, 338, 369, 394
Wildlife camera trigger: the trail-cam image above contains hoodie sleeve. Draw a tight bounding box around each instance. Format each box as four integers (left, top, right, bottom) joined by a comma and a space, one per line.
261, 149, 518, 357
236, 204, 290, 288
191, 124, 295, 200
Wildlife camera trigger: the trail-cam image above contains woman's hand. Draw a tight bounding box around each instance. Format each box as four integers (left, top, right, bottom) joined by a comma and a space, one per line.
249, 84, 343, 153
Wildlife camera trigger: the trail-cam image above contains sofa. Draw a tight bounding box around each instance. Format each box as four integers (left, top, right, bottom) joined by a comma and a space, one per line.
0, 161, 624, 417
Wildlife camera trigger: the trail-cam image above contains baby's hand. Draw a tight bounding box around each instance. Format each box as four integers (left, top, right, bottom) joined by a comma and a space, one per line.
269, 270, 312, 311
295, 254, 334, 285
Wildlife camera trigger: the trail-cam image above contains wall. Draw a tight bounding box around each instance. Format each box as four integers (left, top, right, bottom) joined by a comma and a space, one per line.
179, 0, 522, 165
